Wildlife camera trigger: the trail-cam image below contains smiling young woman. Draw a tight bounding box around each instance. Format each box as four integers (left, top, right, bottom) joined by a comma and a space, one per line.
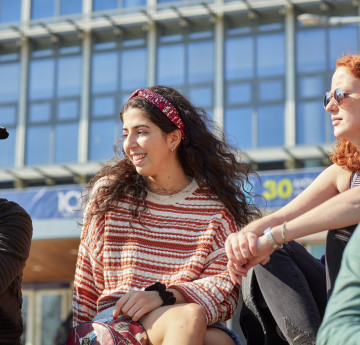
72, 86, 261, 345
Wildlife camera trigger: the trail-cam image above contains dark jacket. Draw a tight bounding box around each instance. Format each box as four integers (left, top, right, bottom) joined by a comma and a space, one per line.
0, 198, 32, 345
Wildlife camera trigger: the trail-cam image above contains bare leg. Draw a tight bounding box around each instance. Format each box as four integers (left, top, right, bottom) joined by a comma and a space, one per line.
204, 328, 236, 345
140, 303, 207, 345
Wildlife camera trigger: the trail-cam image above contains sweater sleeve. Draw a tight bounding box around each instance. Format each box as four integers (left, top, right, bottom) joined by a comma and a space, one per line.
72, 181, 107, 326
0, 198, 32, 294
168, 211, 240, 325
316, 224, 360, 345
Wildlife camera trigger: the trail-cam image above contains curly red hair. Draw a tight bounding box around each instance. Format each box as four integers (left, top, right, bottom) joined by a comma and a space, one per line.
331, 139, 360, 172
330, 54, 360, 171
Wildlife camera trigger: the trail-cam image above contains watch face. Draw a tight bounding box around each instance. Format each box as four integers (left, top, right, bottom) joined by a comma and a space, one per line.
264, 227, 280, 250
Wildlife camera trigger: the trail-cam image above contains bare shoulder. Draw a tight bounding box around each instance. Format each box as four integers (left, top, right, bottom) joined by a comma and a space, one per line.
330, 164, 353, 193
294, 164, 350, 200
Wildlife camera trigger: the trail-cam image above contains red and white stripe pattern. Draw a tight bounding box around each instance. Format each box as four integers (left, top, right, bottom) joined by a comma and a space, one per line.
73, 178, 240, 326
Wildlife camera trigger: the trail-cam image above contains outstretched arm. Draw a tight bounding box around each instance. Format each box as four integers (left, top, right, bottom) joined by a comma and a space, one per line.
227, 184, 360, 282
225, 164, 357, 282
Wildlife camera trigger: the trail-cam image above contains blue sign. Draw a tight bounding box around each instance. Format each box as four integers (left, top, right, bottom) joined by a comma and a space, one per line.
0, 168, 324, 219
251, 168, 323, 209
0, 186, 83, 219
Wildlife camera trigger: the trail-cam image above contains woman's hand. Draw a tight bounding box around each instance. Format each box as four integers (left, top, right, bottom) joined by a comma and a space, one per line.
242, 235, 274, 270
226, 231, 274, 284
225, 231, 259, 284
113, 290, 163, 321
225, 231, 259, 262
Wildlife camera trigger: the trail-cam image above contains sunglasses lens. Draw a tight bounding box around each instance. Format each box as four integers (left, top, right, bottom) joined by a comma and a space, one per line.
334, 89, 344, 105
323, 92, 331, 108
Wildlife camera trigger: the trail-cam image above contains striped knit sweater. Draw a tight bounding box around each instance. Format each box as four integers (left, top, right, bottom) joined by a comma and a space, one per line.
73, 178, 240, 326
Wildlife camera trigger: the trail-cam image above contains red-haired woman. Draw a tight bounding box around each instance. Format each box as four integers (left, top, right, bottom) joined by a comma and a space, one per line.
226, 53, 360, 345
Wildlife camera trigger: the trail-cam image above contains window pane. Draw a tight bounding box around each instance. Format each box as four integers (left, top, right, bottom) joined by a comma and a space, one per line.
92, 52, 117, 93
259, 22, 283, 32
89, 119, 118, 161
189, 87, 212, 108
60, 0, 82, 15
0, 128, 15, 167
41, 295, 62, 345
123, 0, 146, 7
189, 30, 212, 40
57, 55, 82, 96
227, 26, 251, 35
94, 41, 117, 51
57, 100, 79, 120
257, 33, 284, 77
188, 41, 214, 83
259, 80, 283, 102
225, 37, 253, 80
225, 107, 253, 149
29, 59, 55, 100
159, 33, 182, 44
297, 101, 326, 144
120, 49, 146, 90
329, 26, 358, 69
26, 126, 51, 165
0, 52, 19, 62
31, 0, 54, 19
122, 37, 145, 47
227, 83, 251, 105
258, 105, 284, 147
93, 0, 117, 11
0, 105, 16, 125
299, 76, 324, 98
29, 102, 51, 123
92, 96, 115, 117
297, 29, 326, 73
157, 44, 185, 85
32, 48, 53, 58
0, 62, 19, 102
0, 0, 21, 23
59, 45, 81, 54
55, 123, 78, 163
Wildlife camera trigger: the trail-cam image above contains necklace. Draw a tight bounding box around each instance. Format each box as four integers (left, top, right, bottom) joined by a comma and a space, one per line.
149, 177, 193, 196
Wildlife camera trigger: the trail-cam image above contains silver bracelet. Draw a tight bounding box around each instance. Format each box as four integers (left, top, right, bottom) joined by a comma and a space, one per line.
264, 227, 282, 250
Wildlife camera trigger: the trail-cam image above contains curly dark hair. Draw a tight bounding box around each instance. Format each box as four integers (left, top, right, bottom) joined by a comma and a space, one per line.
83, 85, 261, 228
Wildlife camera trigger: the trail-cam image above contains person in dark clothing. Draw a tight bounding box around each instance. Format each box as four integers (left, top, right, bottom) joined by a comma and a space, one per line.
0, 126, 33, 344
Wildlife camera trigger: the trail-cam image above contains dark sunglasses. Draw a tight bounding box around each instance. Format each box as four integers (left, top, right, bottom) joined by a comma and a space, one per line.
323, 88, 360, 108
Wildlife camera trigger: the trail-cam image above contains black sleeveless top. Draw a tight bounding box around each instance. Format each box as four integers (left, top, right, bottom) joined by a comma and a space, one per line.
325, 171, 360, 298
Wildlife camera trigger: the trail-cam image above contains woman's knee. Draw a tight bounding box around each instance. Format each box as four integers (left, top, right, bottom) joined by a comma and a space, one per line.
140, 303, 207, 330
173, 303, 207, 328
140, 303, 207, 345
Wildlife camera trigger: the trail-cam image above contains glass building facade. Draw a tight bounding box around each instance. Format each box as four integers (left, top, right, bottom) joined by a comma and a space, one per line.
0, 0, 359, 343
1, 0, 359, 178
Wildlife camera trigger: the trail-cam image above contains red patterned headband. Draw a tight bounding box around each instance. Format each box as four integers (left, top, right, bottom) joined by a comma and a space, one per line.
127, 89, 186, 141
